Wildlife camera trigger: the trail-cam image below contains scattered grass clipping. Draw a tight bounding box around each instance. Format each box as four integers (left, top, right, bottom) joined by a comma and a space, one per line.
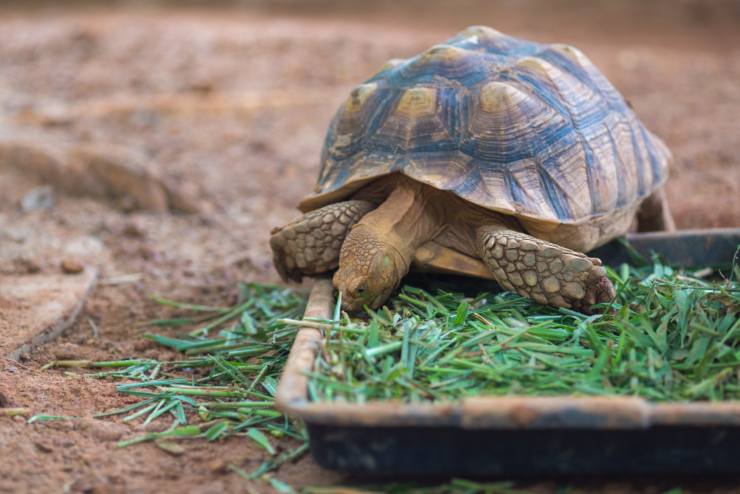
309, 260, 739, 403
46, 283, 309, 478
39, 257, 738, 491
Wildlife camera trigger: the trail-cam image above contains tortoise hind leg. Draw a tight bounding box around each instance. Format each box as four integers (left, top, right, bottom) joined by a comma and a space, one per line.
270, 200, 375, 282
476, 226, 615, 314
637, 187, 675, 232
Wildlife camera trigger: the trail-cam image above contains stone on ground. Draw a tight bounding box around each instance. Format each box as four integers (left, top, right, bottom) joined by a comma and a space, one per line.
0, 269, 98, 360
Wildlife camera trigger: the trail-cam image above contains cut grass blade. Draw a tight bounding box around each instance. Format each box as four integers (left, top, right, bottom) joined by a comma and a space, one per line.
311, 262, 739, 403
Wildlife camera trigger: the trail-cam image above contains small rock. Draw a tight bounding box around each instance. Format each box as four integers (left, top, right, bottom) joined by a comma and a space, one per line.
79, 418, 129, 441
7, 257, 42, 274
53, 343, 82, 360
122, 219, 146, 238
207, 459, 229, 473
137, 245, 156, 260
20, 185, 55, 212
67, 478, 98, 494
34, 441, 54, 453
61, 258, 85, 274
132, 340, 153, 352
155, 439, 186, 456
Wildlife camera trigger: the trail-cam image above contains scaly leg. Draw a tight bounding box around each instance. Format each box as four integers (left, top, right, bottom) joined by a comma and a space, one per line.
477, 226, 615, 313
637, 187, 675, 232
270, 200, 375, 282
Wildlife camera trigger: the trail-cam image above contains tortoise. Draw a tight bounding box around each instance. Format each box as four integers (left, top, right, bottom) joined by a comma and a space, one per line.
270, 26, 674, 313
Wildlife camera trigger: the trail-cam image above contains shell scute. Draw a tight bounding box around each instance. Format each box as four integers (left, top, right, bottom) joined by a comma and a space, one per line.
369, 86, 458, 153
461, 81, 568, 165
305, 27, 670, 224
327, 83, 380, 160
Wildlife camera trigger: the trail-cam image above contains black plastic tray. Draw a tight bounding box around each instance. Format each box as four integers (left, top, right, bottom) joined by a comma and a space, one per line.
276, 228, 740, 476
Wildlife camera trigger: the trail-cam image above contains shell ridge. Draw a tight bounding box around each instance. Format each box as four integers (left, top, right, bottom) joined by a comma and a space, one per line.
509, 66, 605, 215
308, 27, 669, 225
541, 48, 626, 115
509, 162, 559, 219
627, 121, 648, 197
532, 155, 573, 220
637, 123, 662, 192
503, 167, 524, 210
363, 89, 404, 146
456, 166, 486, 198
605, 121, 630, 208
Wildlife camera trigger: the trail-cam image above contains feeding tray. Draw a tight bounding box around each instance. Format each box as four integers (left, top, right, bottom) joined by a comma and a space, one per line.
276, 228, 740, 476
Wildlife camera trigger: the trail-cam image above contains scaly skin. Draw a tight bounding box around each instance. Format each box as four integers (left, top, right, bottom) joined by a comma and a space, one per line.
637, 187, 675, 232
269, 200, 375, 282
270, 176, 629, 313
331, 179, 441, 311
476, 226, 616, 313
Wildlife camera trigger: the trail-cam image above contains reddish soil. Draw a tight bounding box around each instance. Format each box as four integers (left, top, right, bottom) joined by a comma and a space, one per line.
0, 2, 739, 492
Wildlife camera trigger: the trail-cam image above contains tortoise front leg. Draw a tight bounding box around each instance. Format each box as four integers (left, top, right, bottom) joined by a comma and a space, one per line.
270, 200, 375, 282
476, 226, 615, 313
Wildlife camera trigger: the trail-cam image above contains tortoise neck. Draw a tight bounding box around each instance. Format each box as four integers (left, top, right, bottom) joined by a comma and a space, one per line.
353, 179, 443, 269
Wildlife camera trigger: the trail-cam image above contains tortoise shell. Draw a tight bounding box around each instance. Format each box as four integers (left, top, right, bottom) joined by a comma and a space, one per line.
299, 26, 670, 225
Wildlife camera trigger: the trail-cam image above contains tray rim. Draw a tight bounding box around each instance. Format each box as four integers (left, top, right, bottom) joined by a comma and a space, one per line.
276, 230, 740, 430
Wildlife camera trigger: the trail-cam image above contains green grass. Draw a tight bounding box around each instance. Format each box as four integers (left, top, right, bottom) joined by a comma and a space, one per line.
308, 259, 739, 403
44, 282, 310, 479
41, 256, 738, 491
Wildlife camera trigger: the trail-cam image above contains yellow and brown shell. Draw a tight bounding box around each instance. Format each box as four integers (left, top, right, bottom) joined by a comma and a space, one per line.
299, 26, 670, 226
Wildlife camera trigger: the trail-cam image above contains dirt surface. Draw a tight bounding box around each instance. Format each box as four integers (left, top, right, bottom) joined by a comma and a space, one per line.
0, 2, 739, 492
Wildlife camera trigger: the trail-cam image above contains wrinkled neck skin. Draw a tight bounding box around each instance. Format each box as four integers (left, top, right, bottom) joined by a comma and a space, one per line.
334, 177, 443, 310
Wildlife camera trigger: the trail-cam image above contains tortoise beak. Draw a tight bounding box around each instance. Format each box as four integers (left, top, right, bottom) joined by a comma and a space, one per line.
340, 294, 363, 312
340, 290, 390, 312
370, 292, 389, 309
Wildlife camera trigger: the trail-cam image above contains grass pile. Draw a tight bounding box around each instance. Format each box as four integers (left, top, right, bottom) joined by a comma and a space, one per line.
41, 257, 737, 491
309, 259, 739, 403
44, 282, 310, 483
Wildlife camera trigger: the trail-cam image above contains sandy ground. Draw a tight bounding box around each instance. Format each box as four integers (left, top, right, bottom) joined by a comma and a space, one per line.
1, 2, 739, 492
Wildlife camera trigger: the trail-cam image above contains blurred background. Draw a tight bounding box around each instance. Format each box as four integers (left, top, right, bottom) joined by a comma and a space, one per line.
2, 0, 739, 228
0, 1, 739, 491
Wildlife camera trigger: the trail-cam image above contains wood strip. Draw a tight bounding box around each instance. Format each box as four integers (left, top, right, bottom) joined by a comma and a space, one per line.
275, 278, 334, 409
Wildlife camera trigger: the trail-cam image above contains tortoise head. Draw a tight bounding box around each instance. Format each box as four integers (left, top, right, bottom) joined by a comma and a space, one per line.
333, 226, 406, 311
